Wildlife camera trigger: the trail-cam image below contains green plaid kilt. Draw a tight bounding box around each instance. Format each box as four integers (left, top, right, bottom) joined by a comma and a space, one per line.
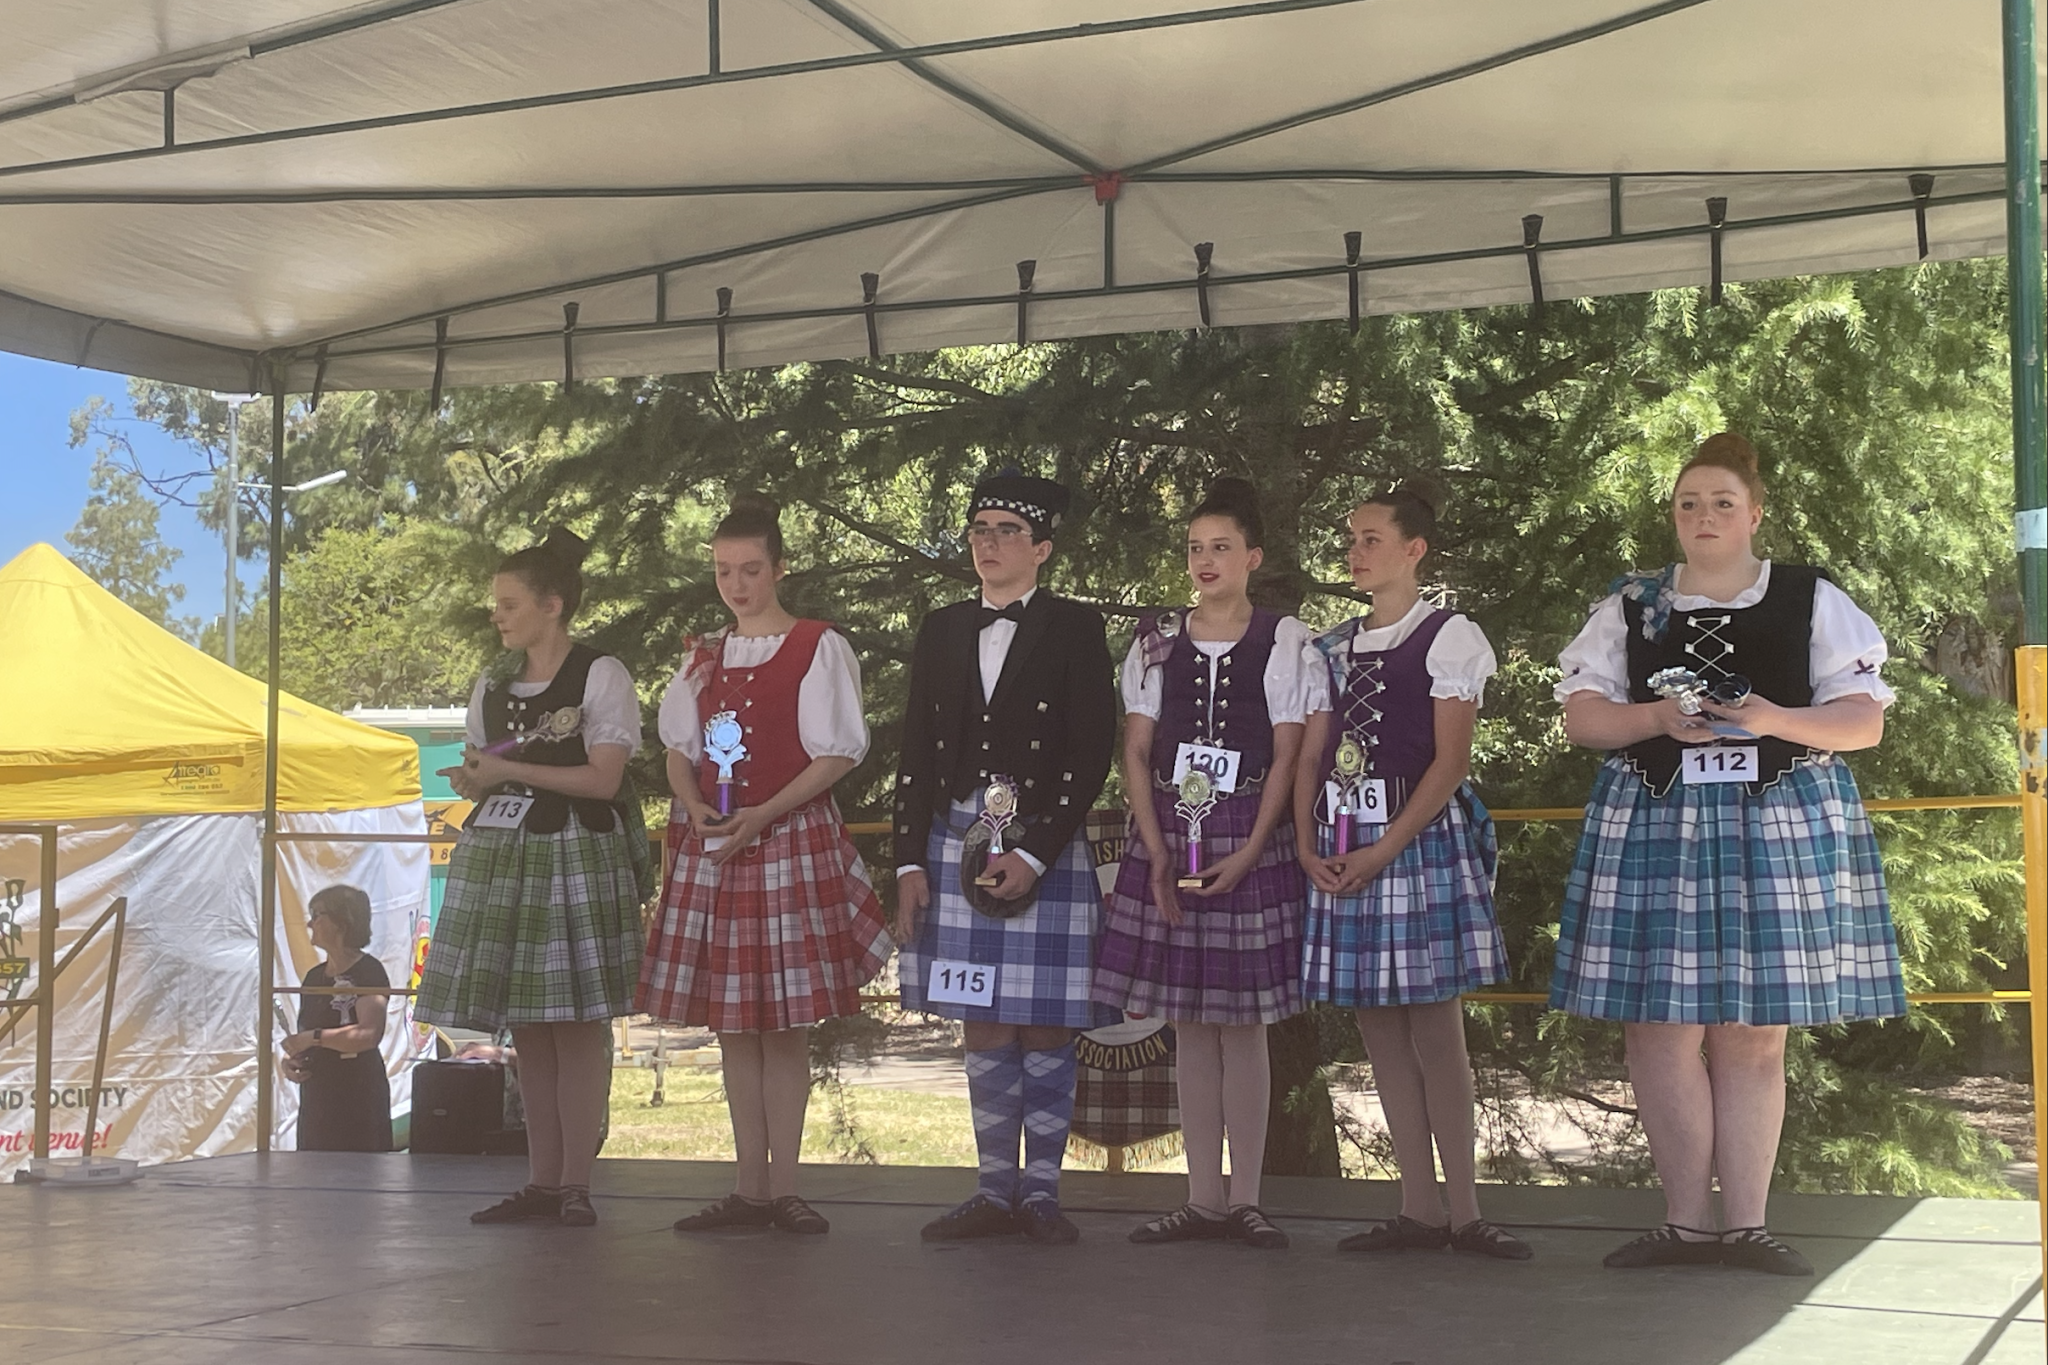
416, 807, 649, 1030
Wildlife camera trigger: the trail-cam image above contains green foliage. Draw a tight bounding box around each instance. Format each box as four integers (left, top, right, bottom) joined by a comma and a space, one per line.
63, 448, 190, 632
228, 520, 488, 710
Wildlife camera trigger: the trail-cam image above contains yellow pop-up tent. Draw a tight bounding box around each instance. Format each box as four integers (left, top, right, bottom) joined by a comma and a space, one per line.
0, 544, 430, 1166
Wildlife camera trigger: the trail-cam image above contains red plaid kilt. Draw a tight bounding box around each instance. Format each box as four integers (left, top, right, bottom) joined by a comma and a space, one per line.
637, 796, 891, 1032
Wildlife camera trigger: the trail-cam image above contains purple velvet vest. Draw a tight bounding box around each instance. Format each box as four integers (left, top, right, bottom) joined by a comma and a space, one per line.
1314, 608, 1453, 783
1141, 608, 1282, 790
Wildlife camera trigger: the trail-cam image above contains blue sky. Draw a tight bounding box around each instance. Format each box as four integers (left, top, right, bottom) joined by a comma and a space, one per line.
1, 351, 230, 621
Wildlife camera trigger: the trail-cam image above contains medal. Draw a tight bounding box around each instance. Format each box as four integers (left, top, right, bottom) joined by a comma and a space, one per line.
1174, 769, 1218, 889
703, 710, 748, 815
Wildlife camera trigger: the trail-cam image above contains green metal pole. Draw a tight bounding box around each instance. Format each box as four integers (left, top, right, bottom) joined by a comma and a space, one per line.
2004, 0, 2048, 1331
2010, 0, 2047, 640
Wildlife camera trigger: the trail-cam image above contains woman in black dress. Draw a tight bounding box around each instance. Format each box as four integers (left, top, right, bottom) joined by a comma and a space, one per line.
282, 885, 393, 1152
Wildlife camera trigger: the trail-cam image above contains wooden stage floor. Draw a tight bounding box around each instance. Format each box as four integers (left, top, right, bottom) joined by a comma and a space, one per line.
0, 1154, 2040, 1364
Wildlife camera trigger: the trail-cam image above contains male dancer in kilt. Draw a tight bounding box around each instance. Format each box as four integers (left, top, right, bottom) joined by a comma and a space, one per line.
895, 468, 1117, 1245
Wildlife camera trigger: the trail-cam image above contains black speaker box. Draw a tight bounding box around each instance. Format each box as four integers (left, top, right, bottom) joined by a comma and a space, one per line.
410, 1059, 526, 1155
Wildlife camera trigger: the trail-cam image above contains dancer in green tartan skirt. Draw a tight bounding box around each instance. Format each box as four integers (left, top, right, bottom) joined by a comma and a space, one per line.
416, 528, 652, 1228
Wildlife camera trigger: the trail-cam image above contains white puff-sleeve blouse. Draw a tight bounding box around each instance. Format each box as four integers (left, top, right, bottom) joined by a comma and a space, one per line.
658, 627, 869, 765
1301, 602, 1499, 715
1554, 561, 1896, 708
464, 654, 643, 751
1121, 615, 1316, 726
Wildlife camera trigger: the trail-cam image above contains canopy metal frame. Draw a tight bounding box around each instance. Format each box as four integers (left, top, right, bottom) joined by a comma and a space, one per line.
0, 8, 2041, 1337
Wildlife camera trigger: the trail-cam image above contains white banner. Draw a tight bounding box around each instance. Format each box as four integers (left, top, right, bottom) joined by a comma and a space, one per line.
0, 804, 429, 1171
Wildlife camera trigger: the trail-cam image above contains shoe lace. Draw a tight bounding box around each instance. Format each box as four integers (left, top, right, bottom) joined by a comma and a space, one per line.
1233, 1206, 1278, 1233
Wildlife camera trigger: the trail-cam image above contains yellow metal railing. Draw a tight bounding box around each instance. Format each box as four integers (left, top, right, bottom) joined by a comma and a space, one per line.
277, 789, 2036, 1012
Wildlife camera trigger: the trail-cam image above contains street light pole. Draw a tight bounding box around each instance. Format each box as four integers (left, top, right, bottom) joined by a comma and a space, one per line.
212, 393, 255, 668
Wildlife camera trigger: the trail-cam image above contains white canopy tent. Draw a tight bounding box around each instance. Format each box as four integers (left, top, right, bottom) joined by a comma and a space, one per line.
0, 0, 2035, 395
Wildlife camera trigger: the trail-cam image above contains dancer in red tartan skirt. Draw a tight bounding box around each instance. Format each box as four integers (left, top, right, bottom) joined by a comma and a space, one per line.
639, 493, 892, 1236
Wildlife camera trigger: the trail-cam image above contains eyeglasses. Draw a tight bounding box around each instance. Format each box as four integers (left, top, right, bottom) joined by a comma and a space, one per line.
965, 523, 1032, 544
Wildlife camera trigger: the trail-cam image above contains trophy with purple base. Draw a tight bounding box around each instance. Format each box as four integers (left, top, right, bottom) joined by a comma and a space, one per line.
1175, 769, 1219, 890
702, 709, 747, 849
1328, 734, 1368, 855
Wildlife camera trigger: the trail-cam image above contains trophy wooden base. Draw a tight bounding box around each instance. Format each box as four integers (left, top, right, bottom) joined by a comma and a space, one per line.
1177, 875, 1213, 889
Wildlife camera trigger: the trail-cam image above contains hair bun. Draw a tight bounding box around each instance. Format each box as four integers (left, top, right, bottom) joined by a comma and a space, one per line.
1202, 475, 1260, 511
538, 525, 590, 567
1694, 431, 1760, 477
728, 490, 782, 520
1387, 483, 1438, 519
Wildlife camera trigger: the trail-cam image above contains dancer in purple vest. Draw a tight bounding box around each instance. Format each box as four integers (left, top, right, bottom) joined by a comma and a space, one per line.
1094, 477, 1311, 1250
1295, 489, 1530, 1260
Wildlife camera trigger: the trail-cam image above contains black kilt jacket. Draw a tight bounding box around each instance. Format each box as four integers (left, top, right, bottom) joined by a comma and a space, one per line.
892, 591, 1116, 871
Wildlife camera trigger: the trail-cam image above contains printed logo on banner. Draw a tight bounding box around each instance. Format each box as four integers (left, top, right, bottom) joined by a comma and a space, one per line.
162, 759, 233, 794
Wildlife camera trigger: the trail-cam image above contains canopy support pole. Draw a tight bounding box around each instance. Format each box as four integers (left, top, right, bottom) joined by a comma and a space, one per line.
2001, 0, 2048, 1315
255, 371, 286, 1155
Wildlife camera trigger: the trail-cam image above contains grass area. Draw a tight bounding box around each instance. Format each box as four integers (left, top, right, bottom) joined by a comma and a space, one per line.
605, 1067, 977, 1167
603, 1067, 1189, 1173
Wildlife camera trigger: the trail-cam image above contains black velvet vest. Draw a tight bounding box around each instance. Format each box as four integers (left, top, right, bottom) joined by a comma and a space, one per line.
475, 643, 620, 834
1622, 565, 1824, 797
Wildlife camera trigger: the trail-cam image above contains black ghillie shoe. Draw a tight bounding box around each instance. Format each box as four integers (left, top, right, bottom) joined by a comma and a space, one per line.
1719, 1227, 1814, 1277
558, 1187, 597, 1227
470, 1185, 560, 1225
921, 1193, 1018, 1242
673, 1193, 776, 1232
1450, 1218, 1533, 1261
1602, 1224, 1724, 1269
1227, 1205, 1289, 1250
1129, 1204, 1231, 1244
771, 1195, 831, 1235
1016, 1197, 1081, 1245
1336, 1214, 1451, 1254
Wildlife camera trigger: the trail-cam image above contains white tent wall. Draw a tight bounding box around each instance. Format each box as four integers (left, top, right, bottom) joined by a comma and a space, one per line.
0, 804, 428, 1173
0, 0, 2036, 395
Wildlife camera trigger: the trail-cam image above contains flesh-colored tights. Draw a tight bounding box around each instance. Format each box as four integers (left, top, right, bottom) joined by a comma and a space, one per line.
510, 1021, 611, 1190
719, 1027, 813, 1201
1173, 1021, 1273, 1213
1354, 998, 1483, 1226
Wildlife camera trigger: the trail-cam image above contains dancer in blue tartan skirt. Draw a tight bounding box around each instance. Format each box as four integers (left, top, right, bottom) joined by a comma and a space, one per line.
894, 468, 1118, 1245
1093, 477, 1311, 1251
1553, 434, 1903, 1277
1294, 488, 1530, 1262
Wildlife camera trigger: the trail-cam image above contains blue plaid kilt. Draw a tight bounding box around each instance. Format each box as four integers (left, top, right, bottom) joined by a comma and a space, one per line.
1301, 782, 1506, 1008
1549, 754, 1905, 1026
898, 806, 1120, 1029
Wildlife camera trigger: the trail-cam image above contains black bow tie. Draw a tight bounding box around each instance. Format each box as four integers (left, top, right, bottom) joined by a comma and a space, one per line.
978, 600, 1028, 629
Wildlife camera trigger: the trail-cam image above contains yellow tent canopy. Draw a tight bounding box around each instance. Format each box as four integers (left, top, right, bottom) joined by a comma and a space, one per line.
0, 544, 421, 819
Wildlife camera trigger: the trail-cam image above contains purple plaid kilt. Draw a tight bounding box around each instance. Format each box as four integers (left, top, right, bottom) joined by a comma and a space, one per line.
1092, 787, 1306, 1025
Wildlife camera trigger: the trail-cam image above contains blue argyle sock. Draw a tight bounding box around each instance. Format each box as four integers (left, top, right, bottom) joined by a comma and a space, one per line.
964, 1044, 1025, 1208
1019, 1042, 1078, 1207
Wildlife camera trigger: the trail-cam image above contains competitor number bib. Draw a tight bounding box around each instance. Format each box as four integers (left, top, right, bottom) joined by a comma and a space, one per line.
1172, 743, 1241, 794
1681, 746, 1759, 785
470, 793, 534, 829
928, 958, 996, 1008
